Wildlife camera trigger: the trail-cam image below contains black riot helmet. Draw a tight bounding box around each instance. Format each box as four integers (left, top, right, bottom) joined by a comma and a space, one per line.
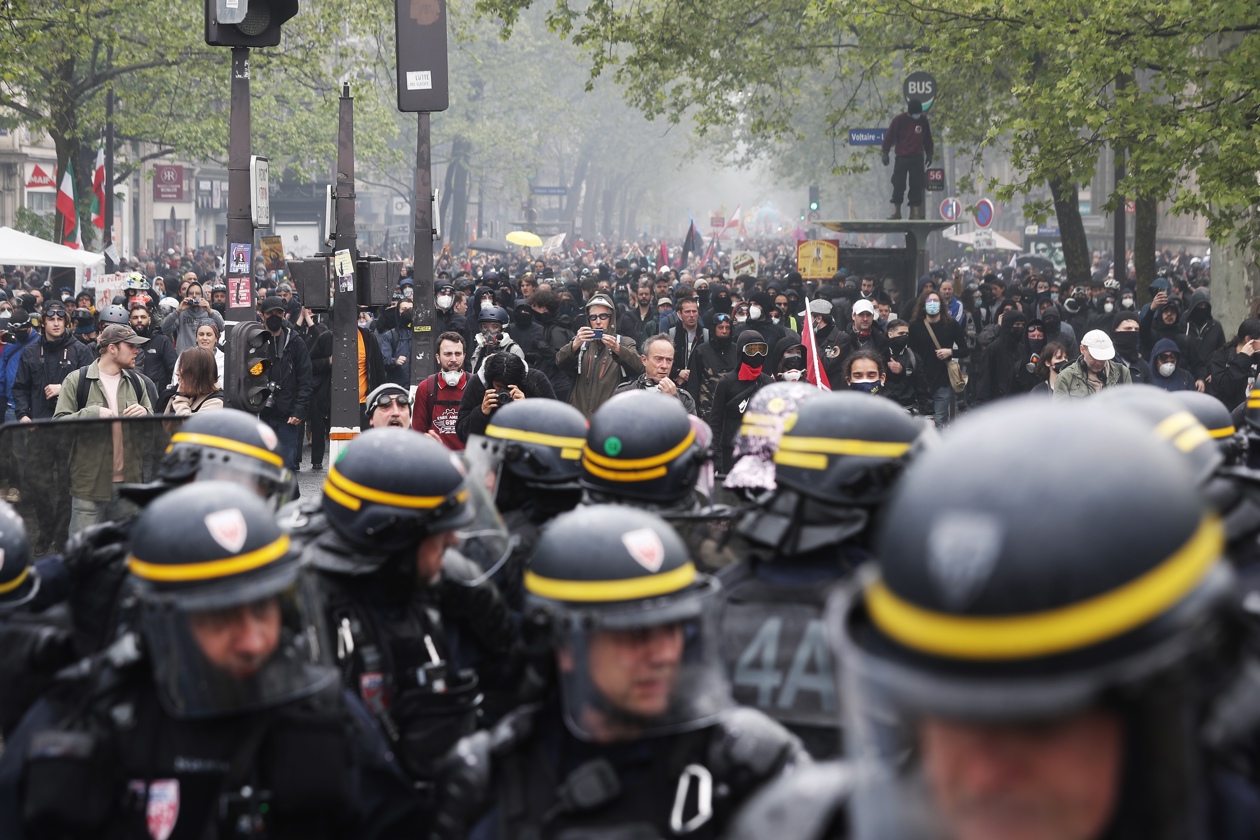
1095, 383, 1222, 484
465, 399, 588, 516
127, 482, 335, 719
739, 391, 928, 556
96, 303, 130, 327
1172, 388, 1243, 466
581, 392, 707, 511
322, 429, 475, 556
830, 401, 1241, 840
156, 408, 297, 508
526, 505, 730, 741
0, 500, 38, 610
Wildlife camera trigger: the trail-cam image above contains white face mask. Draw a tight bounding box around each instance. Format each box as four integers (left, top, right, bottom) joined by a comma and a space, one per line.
441, 369, 462, 386
781, 369, 803, 382
735, 315, 747, 324
436, 294, 453, 310
1159, 361, 1177, 377
748, 305, 763, 321
1103, 302, 1114, 314
1121, 298, 1135, 309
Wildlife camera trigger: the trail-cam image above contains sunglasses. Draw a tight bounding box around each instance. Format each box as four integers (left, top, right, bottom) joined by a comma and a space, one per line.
743, 343, 769, 357
1157, 353, 1178, 362
588, 312, 611, 322
371, 392, 411, 409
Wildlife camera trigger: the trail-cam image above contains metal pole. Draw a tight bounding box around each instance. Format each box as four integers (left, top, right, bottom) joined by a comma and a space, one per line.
409, 113, 437, 389
330, 83, 360, 439
225, 47, 255, 322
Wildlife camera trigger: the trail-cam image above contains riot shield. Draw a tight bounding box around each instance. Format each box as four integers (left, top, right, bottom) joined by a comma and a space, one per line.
0, 416, 187, 556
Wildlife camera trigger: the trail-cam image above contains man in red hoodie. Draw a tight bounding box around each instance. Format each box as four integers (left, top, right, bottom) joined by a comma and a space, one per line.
881, 99, 934, 220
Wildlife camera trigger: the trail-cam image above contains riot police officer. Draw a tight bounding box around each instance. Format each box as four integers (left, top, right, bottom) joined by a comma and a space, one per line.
720, 391, 927, 759
463, 398, 588, 608
299, 429, 517, 780
580, 391, 711, 513
0, 500, 75, 736
429, 505, 807, 839
0, 482, 422, 839
57, 408, 297, 658
728, 400, 1260, 839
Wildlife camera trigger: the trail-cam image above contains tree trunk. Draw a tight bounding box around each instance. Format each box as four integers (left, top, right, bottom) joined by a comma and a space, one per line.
1133, 196, 1158, 304
1048, 177, 1092, 289
446, 136, 472, 249
581, 172, 600, 241
564, 145, 592, 222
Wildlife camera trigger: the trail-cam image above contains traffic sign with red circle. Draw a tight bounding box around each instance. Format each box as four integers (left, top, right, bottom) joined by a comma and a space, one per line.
940, 198, 961, 221
974, 198, 995, 228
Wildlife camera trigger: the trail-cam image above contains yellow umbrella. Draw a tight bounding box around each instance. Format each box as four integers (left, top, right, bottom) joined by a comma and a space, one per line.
506, 230, 543, 248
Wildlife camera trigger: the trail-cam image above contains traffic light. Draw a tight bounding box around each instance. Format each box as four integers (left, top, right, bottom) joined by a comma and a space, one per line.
799, 209, 806, 221
808, 186, 820, 212
206, 0, 298, 47
224, 322, 274, 412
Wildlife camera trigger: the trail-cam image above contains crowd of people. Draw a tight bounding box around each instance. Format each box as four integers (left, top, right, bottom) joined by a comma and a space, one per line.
0, 238, 1253, 840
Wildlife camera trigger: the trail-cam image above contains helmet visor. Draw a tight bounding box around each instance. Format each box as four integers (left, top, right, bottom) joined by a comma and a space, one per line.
139, 566, 336, 719
160, 440, 296, 511
551, 580, 732, 741
444, 467, 515, 588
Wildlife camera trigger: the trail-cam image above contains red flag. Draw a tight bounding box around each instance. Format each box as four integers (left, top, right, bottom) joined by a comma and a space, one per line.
801, 303, 832, 391
659, 240, 668, 269
56, 167, 82, 250
719, 205, 741, 238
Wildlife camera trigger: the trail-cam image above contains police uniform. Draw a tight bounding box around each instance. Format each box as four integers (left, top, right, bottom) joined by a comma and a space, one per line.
726, 400, 1260, 839
720, 392, 926, 758
300, 429, 518, 778
0, 483, 422, 840
429, 506, 807, 840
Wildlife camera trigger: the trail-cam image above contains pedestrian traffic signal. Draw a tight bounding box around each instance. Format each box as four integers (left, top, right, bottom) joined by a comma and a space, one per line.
808, 186, 820, 212
206, 0, 298, 47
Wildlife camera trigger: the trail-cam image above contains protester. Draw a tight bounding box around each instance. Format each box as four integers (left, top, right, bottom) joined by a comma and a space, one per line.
166, 347, 225, 415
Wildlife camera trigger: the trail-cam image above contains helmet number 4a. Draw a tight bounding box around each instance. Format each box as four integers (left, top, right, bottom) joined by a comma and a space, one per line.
733, 617, 836, 713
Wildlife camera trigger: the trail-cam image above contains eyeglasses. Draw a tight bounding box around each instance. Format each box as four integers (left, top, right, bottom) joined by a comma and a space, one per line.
588, 312, 611, 322
743, 343, 769, 356
371, 392, 411, 409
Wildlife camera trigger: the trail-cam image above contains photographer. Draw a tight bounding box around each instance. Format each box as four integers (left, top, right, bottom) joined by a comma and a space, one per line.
257, 297, 312, 471
160, 280, 223, 351
1208, 319, 1260, 411
455, 351, 555, 443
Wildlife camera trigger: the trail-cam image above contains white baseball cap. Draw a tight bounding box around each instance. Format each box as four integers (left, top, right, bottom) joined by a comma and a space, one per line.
1080, 329, 1115, 361
852, 299, 877, 316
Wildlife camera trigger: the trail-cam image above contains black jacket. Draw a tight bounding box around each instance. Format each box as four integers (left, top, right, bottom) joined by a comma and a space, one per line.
710, 332, 774, 473
260, 322, 314, 422
303, 324, 333, 423
12, 333, 95, 420
455, 368, 557, 443
1208, 344, 1256, 412
134, 332, 178, 398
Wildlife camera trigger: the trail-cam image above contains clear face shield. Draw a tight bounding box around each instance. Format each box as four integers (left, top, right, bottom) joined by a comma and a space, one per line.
159, 443, 297, 512
442, 459, 516, 588
827, 576, 1141, 840
139, 563, 336, 720
549, 580, 732, 742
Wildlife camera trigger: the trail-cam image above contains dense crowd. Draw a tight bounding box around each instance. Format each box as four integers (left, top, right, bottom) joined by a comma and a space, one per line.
0, 238, 1248, 840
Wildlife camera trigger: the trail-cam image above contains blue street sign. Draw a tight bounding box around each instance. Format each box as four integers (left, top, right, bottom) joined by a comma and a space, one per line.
848, 129, 886, 146
530, 186, 568, 196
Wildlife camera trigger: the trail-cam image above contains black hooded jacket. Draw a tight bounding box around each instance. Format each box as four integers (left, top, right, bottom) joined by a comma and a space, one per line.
1183, 288, 1225, 382
709, 331, 774, 473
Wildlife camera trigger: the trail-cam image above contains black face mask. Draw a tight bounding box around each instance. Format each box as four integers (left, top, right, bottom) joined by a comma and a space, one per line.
264, 314, 285, 332
887, 335, 909, 354
1190, 306, 1209, 323
1053, 358, 1072, 373
712, 294, 731, 314
14, 328, 30, 342
400, 310, 414, 326
1042, 315, 1060, 333
132, 324, 152, 337
1112, 332, 1139, 356
211, 301, 227, 315
1028, 337, 1045, 355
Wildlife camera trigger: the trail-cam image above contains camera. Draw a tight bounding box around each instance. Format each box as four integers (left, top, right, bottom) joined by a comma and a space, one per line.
261, 383, 278, 412
184, 298, 199, 308
494, 389, 512, 408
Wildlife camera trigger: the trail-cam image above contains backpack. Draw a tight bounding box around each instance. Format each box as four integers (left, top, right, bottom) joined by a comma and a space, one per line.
74, 365, 145, 413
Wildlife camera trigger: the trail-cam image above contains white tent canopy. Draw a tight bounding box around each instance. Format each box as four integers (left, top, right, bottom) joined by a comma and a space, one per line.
945, 229, 1022, 251
0, 227, 107, 289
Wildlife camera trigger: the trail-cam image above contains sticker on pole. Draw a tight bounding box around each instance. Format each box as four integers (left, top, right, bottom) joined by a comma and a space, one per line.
974, 199, 995, 228
940, 198, 961, 221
